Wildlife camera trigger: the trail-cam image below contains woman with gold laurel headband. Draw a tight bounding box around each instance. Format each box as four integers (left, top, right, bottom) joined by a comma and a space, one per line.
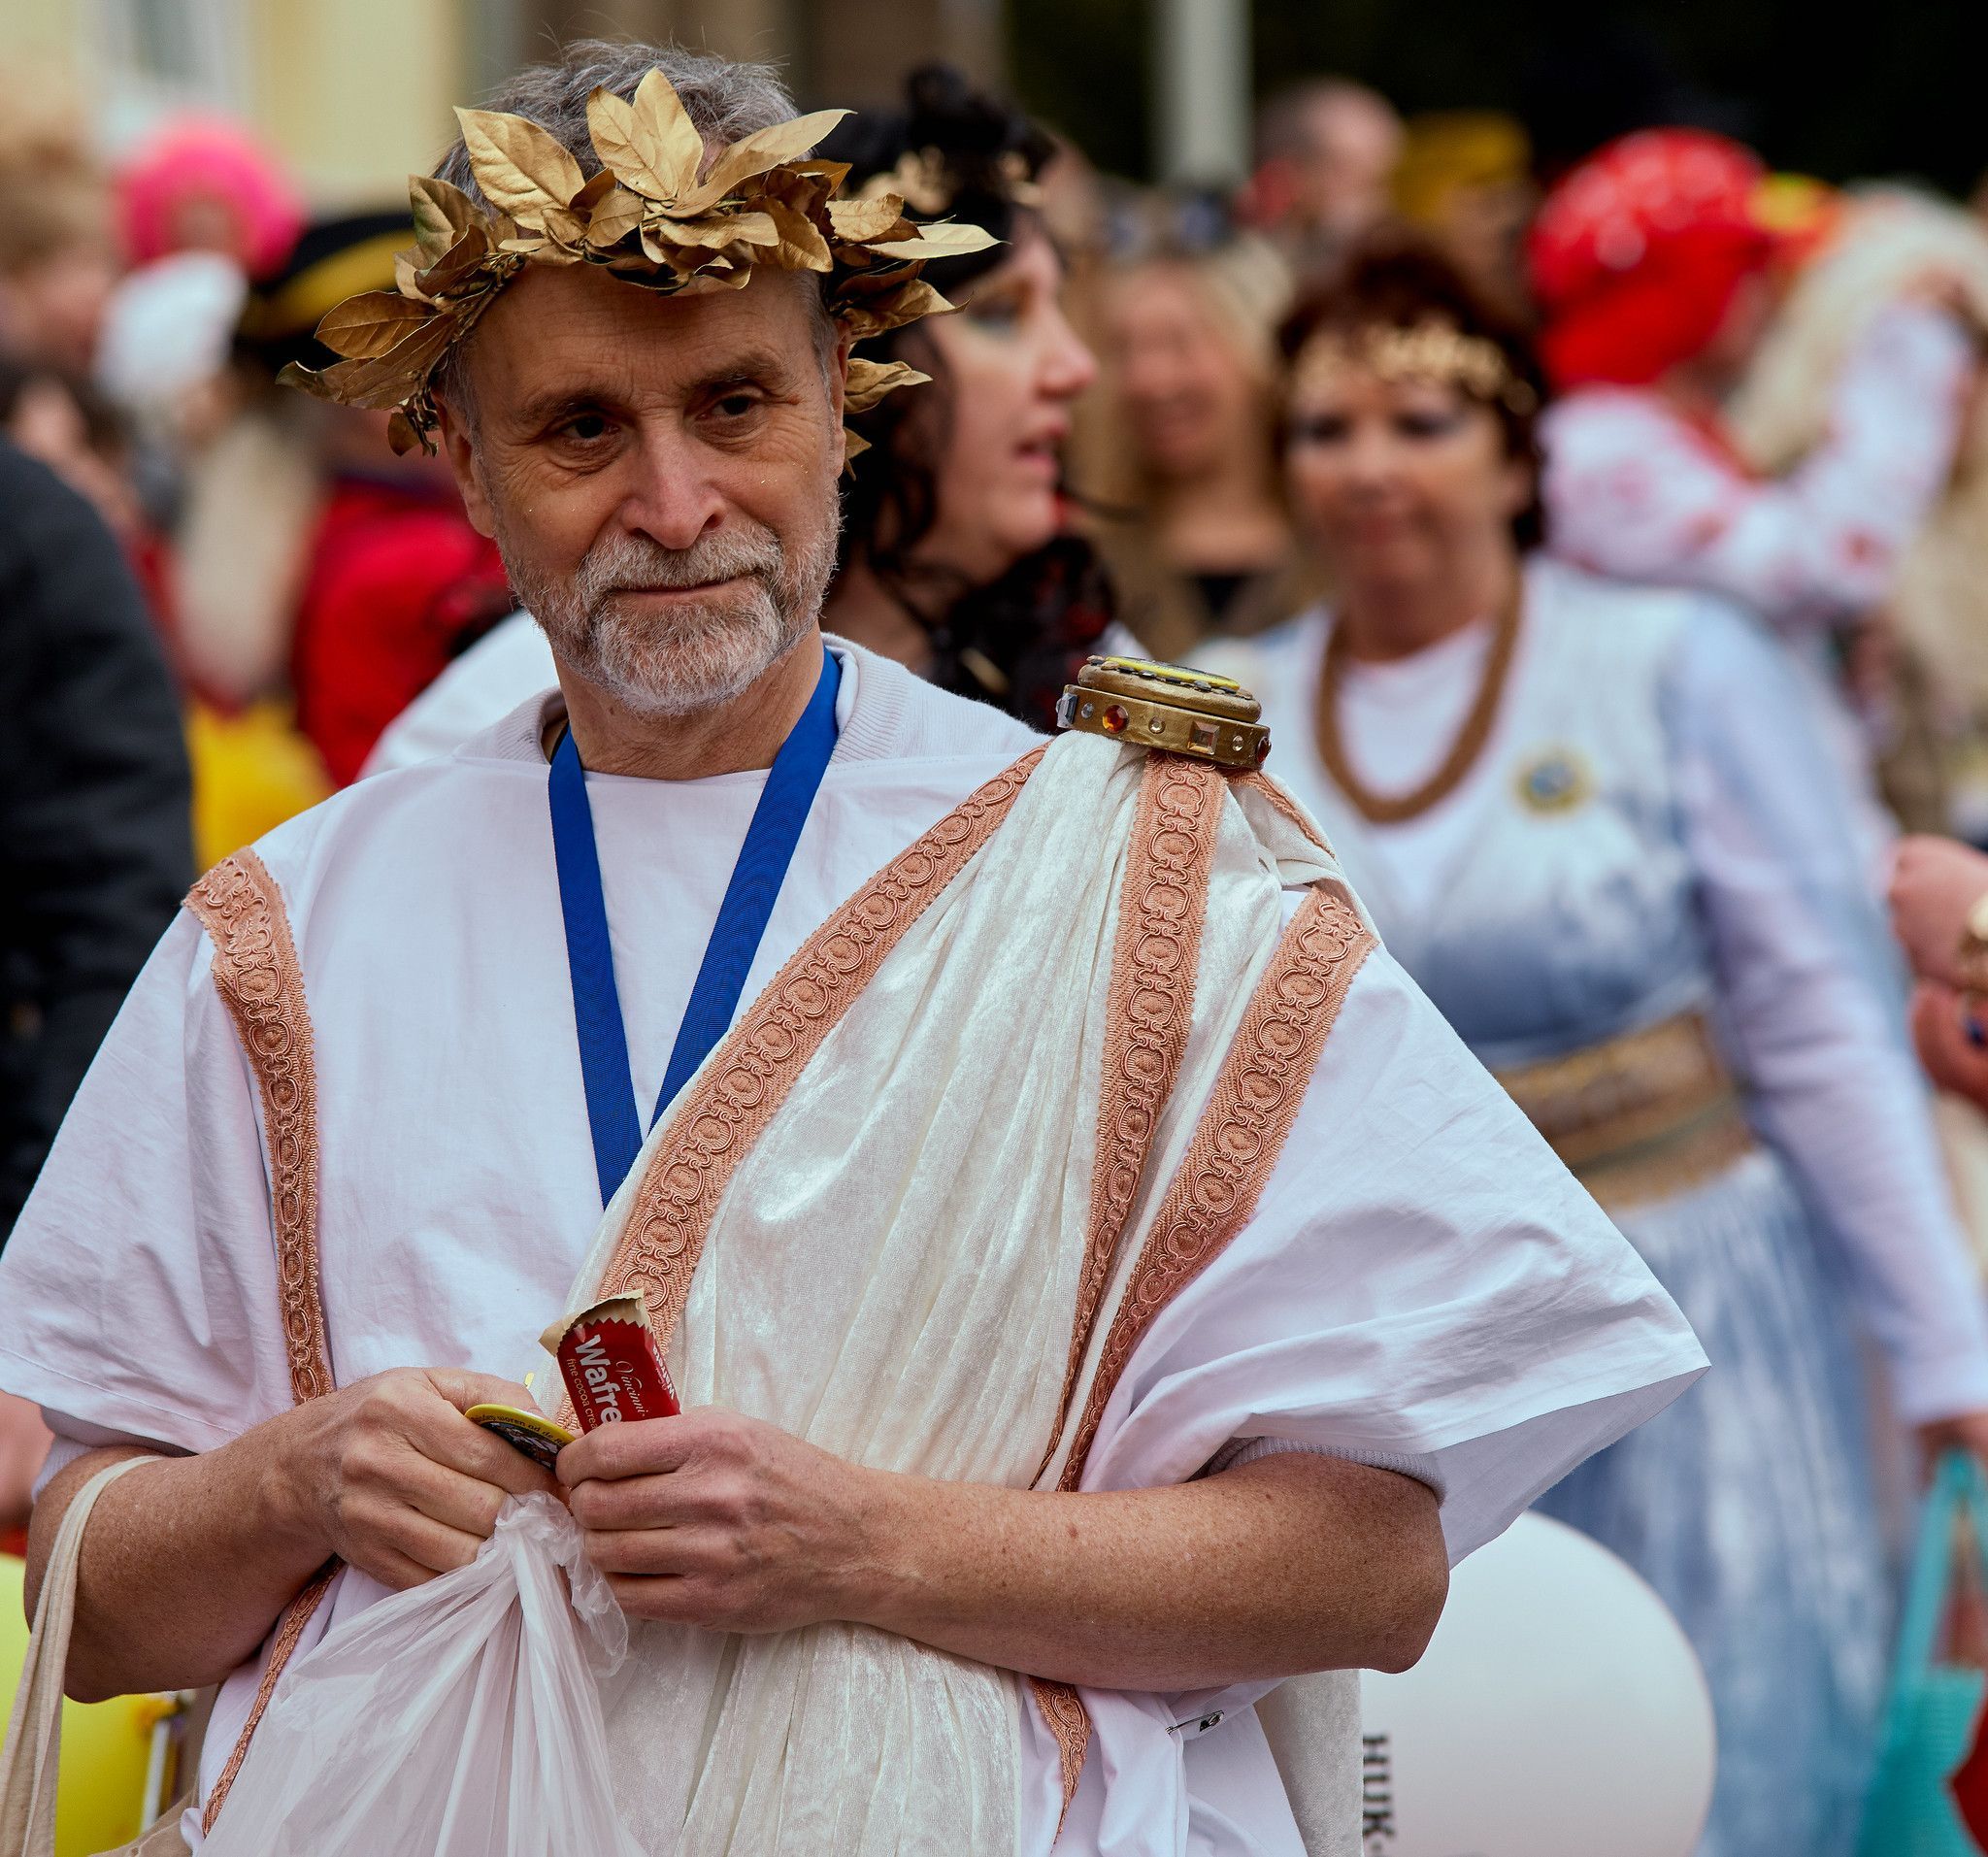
1192, 234, 1988, 1857
0, 49, 1703, 1857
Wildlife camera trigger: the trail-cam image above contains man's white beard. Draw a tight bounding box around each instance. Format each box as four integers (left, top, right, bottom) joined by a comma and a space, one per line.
508, 513, 838, 719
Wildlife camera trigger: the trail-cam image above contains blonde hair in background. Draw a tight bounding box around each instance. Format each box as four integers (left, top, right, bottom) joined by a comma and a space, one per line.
1726, 188, 1988, 723
1080, 230, 1294, 511
0, 91, 110, 275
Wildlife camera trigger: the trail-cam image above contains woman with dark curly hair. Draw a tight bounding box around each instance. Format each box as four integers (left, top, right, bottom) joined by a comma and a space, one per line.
368, 65, 1120, 766
813, 67, 1120, 729
1194, 234, 1988, 1857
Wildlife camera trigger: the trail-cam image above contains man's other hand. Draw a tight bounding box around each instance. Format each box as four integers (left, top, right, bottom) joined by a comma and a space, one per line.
559, 1409, 878, 1632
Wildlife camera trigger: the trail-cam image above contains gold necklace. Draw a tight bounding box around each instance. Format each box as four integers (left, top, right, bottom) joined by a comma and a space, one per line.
1314, 577, 1524, 825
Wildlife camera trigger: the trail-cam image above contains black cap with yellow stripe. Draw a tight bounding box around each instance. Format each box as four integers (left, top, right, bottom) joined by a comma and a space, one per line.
236, 209, 411, 376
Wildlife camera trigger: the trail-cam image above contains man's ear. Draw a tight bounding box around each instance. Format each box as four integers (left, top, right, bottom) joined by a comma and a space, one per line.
828, 324, 857, 427
436, 395, 496, 538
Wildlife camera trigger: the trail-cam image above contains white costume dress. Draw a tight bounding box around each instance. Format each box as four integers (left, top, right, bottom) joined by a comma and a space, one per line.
0, 639, 1705, 1854
1195, 560, 1988, 1857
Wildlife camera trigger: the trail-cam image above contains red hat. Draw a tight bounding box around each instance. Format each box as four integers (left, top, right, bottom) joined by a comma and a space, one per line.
1526, 129, 1774, 390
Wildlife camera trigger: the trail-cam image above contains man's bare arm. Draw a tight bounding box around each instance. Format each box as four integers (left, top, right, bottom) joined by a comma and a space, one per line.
564, 1409, 1448, 1691
861, 1450, 1446, 1687
26, 1368, 558, 1704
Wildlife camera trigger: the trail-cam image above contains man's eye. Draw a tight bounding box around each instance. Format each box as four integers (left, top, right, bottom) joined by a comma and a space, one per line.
712, 392, 761, 420
559, 412, 613, 443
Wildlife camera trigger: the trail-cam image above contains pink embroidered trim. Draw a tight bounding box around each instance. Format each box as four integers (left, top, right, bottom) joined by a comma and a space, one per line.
185, 850, 333, 1407
584, 746, 1046, 1367
184, 851, 339, 1834
1058, 886, 1375, 1495
1039, 755, 1220, 1482
1037, 884, 1375, 1831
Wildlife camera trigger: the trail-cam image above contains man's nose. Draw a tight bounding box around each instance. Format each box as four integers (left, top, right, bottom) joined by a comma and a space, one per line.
618, 423, 727, 551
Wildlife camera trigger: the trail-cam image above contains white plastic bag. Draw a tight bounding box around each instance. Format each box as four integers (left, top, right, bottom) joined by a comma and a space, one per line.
201, 1493, 643, 1857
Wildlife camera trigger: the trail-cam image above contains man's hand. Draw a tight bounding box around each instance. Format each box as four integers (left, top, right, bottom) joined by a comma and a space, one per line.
284, 1368, 560, 1591
32, 1366, 560, 1703
558, 1408, 878, 1631
1888, 836, 1988, 990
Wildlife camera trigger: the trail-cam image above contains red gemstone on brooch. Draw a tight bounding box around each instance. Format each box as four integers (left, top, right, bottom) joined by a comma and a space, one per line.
1254, 735, 1271, 763
1102, 705, 1130, 734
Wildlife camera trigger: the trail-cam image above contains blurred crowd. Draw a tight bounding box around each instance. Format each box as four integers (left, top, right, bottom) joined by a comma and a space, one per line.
9, 66, 1988, 823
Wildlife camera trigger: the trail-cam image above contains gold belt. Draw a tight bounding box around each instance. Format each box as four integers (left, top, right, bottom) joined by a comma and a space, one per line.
1495, 1011, 1754, 1212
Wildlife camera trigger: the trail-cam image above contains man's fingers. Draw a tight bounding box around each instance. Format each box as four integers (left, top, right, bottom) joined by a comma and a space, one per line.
408, 1390, 561, 1501
395, 1449, 512, 1539
566, 1467, 710, 1533
604, 1573, 702, 1622
356, 1543, 452, 1594
345, 1508, 488, 1590
557, 1413, 705, 1487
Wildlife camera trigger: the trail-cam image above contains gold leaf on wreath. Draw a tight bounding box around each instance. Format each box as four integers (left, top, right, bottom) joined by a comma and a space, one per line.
393, 249, 428, 301
586, 188, 645, 248
843, 355, 930, 413
634, 67, 708, 199
415, 225, 493, 298
761, 199, 832, 271
315, 289, 434, 358
324, 314, 461, 403
570, 170, 617, 214
877, 219, 997, 261
828, 195, 910, 243
835, 276, 957, 341
645, 210, 772, 253
410, 176, 475, 263
681, 109, 850, 214
587, 83, 682, 203
454, 107, 587, 225
537, 205, 589, 249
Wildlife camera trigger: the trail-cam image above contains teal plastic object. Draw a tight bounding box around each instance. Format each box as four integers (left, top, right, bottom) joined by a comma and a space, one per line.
1858, 1451, 1988, 1856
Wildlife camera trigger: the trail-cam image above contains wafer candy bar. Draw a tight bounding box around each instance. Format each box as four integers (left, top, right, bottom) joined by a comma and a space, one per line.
541, 1293, 680, 1429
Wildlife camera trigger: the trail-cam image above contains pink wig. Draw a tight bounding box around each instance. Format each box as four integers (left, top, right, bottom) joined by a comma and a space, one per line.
116, 116, 305, 280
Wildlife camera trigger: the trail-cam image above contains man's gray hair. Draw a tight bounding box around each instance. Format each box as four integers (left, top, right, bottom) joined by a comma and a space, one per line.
432, 41, 839, 427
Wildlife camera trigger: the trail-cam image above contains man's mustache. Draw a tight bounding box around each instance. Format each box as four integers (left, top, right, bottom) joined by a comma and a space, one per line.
578, 532, 784, 600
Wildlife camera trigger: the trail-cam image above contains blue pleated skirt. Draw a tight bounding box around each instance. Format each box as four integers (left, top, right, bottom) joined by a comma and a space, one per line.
1536, 1146, 1891, 1857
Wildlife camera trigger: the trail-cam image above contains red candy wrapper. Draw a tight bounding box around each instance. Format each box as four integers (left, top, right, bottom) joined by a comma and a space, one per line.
541, 1293, 680, 1430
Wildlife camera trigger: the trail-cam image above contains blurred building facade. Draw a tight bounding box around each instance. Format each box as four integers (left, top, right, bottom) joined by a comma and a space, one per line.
0, 0, 1007, 204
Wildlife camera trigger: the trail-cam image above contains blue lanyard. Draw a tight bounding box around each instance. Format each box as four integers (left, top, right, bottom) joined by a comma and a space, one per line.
548, 648, 842, 1204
